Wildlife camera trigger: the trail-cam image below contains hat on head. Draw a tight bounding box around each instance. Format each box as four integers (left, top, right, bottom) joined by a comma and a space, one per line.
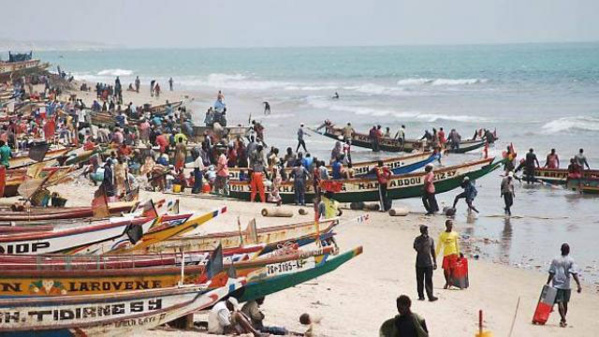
463, 176, 470, 182
508, 171, 514, 177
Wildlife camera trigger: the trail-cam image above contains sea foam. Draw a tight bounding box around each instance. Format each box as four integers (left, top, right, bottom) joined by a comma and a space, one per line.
397, 78, 488, 86
542, 116, 599, 134
97, 69, 134, 76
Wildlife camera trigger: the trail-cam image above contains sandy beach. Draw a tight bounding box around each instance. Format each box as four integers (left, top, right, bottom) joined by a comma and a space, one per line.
38, 174, 597, 337
33, 81, 593, 336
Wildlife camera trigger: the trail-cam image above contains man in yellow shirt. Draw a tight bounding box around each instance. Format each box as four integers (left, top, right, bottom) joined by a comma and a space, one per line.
436, 220, 460, 289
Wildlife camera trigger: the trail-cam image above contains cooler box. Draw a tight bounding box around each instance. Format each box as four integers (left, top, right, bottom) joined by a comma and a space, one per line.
532, 285, 557, 325
452, 257, 469, 289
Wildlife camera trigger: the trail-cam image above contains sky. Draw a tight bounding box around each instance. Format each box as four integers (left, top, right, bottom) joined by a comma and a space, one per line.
2, 0, 599, 48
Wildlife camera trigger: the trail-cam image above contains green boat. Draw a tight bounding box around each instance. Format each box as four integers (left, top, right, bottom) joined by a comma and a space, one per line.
566, 177, 599, 194
229, 157, 502, 204
233, 246, 363, 302
446, 139, 486, 154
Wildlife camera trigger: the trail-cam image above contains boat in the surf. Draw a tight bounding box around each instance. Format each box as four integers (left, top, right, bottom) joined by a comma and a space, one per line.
233, 246, 362, 303
534, 167, 599, 185
565, 176, 599, 194
228, 157, 502, 204
310, 123, 488, 154
227, 151, 442, 180
0, 276, 243, 336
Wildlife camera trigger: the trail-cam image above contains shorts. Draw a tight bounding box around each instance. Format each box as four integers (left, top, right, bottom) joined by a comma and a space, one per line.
555, 289, 571, 304
442, 254, 458, 270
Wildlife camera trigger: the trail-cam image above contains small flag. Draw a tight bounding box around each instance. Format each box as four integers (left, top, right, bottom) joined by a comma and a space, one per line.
245, 219, 258, 245
206, 244, 224, 280
28, 142, 50, 162
92, 186, 110, 218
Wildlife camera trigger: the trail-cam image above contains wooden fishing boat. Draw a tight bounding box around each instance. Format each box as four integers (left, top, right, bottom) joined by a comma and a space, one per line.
534, 168, 599, 185
3, 166, 77, 197
0, 209, 214, 255
311, 124, 487, 153
0, 277, 243, 336
148, 100, 183, 115
310, 125, 425, 152
228, 158, 502, 204
0, 201, 137, 223
9, 147, 71, 169
234, 246, 362, 303
227, 151, 442, 180
147, 218, 339, 254
446, 139, 487, 154
0, 216, 156, 255
108, 207, 228, 254
565, 177, 599, 194
0, 251, 210, 271
0, 264, 208, 298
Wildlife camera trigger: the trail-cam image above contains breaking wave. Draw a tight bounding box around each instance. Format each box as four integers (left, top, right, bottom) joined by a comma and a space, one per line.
97, 68, 134, 76
178, 73, 290, 91
541, 116, 599, 134
307, 97, 488, 123
397, 78, 488, 86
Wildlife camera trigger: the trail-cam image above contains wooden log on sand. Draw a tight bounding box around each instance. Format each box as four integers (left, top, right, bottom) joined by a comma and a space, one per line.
388, 207, 409, 216
261, 207, 294, 217
350, 202, 380, 211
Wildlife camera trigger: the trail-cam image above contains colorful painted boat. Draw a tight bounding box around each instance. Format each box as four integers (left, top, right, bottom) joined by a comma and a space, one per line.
310, 125, 425, 152
3, 166, 76, 197
234, 246, 362, 303
227, 151, 442, 180
0, 201, 137, 223
147, 218, 339, 254
8, 147, 71, 169
228, 158, 501, 204
534, 168, 599, 185
446, 139, 487, 154
0, 277, 243, 336
0, 209, 217, 255
0, 264, 208, 298
108, 207, 227, 254
565, 177, 599, 194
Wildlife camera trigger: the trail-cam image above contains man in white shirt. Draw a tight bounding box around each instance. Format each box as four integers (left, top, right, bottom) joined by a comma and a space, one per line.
208, 297, 265, 336
547, 243, 582, 328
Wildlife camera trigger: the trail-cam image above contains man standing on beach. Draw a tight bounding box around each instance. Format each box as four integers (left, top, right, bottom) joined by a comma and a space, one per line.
150, 80, 155, 96
168, 77, 173, 91
547, 243, 582, 328
422, 164, 438, 215
263, 101, 271, 115
379, 295, 429, 337
413, 225, 438, 302
574, 148, 590, 169
501, 172, 515, 216
290, 160, 310, 206
369, 160, 392, 211
296, 123, 309, 153
436, 220, 460, 289
135, 76, 140, 93
249, 145, 267, 202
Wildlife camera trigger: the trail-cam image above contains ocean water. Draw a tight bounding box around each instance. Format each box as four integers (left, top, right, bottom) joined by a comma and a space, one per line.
37, 43, 599, 283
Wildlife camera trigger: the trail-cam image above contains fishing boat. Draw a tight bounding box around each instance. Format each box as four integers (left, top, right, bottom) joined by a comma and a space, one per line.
0, 207, 224, 255
0, 52, 49, 81
228, 157, 502, 204
565, 177, 599, 194
534, 168, 599, 185
8, 147, 72, 169
147, 218, 339, 254
0, 277, 243, 336
3, 166, 76, 197
0, 201, 137, 223
148, 100, 183, 115
233, 246, 362, 303
227, 151, 442, 180
0, 263, 209, 298
311, 124, 487, 154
